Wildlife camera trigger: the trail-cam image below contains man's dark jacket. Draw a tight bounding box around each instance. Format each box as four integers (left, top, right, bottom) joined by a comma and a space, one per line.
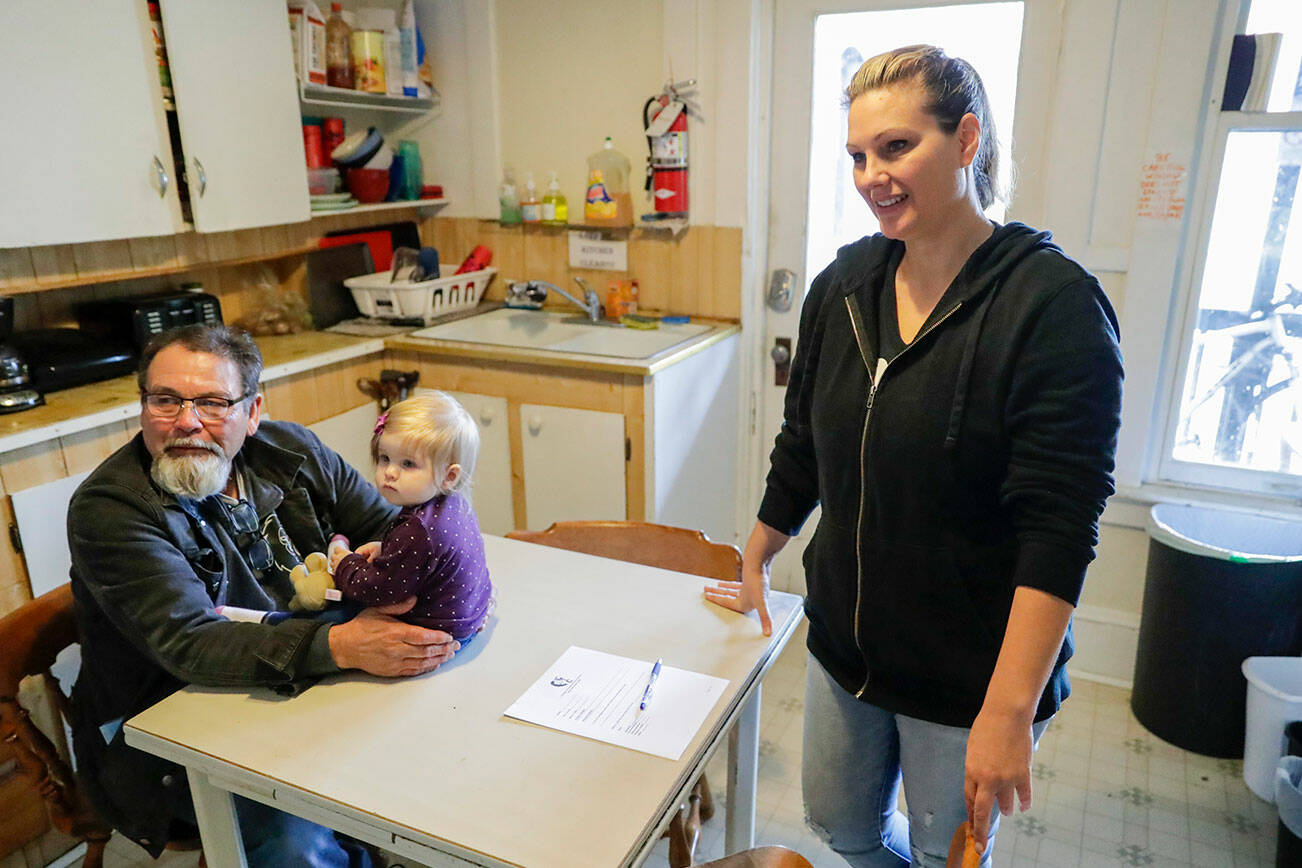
68, 421, 396, 854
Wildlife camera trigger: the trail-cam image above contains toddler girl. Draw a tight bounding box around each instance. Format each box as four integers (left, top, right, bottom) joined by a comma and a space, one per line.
330, 391, 493, 641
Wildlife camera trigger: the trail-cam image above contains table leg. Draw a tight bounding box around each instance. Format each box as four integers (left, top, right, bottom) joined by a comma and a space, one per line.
725, 684, 761, 853
188, 772, 248, 868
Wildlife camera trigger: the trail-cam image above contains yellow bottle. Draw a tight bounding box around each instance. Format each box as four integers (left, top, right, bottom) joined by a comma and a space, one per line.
584, 137, 632, 227
542, 171, 567, 226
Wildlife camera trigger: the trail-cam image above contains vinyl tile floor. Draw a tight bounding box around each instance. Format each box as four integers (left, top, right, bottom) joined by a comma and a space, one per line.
84, 622, 1279, 868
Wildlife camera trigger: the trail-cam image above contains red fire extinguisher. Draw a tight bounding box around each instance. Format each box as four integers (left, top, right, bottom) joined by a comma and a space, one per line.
643, 79, 698, 218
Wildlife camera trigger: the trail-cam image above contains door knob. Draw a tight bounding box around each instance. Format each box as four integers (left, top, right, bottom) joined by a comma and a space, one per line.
771, 338, 792, 386
479, 408, 495, 425
527, 415, 543, 435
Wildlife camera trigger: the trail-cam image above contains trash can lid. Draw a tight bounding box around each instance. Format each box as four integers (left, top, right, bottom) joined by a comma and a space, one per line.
1148, 503, 1302, 563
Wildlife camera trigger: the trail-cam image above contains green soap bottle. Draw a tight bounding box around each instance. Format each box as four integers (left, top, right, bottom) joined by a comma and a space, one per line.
499, 166, 522, 225
542, 171, 568, 226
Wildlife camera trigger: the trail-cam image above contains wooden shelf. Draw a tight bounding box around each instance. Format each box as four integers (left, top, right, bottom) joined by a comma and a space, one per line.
309, 198, 448, 219
299, 83, 437, 114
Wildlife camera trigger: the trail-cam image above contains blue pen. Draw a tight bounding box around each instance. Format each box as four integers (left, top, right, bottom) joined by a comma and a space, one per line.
640, 658, 663, 711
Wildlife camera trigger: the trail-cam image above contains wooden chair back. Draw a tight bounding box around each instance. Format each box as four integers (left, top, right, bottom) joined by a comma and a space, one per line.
698, 846, 815, 868
506, 520, 742, 581
0, 584, 113, 867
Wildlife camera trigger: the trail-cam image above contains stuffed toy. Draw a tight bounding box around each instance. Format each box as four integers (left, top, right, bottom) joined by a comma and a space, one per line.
288, 551, 337, 611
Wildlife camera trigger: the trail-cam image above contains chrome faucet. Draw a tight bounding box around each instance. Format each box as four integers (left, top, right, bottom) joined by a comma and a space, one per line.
535, 277, 602, 322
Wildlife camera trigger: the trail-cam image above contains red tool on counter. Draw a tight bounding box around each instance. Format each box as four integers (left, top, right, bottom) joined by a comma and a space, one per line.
454, 245, 493, 274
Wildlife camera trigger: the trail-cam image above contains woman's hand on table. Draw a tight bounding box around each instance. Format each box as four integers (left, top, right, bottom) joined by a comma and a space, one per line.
703, 520, 790, 636
327, 596, 459, 677
963, 705, 1034, 856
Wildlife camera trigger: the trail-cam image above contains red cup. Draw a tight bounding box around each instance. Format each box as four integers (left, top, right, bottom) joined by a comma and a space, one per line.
322, 117, 345, 158
302, 124, 325, 168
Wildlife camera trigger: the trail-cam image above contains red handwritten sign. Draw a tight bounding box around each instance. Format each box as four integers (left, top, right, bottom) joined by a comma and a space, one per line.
1137, 152, 1187, 221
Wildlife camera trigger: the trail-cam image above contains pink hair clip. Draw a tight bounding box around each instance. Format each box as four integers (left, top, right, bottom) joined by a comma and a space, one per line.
373, 411, 389, 436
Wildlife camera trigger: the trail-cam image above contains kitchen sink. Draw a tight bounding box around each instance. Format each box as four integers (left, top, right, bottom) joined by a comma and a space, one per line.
407, 309, 712, 359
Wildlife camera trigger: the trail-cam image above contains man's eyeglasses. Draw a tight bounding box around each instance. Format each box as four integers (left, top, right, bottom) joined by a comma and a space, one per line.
227, 499, 274, 572
142, 393, 250, 422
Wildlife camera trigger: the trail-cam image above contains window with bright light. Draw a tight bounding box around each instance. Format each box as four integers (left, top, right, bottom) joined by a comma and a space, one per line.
1162, 0, 1302, 495
803, 2, 1024, 288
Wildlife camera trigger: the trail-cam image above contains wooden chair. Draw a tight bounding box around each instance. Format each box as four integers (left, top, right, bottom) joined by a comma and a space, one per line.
697, 846, 814, 868
0, 585, 202, 868
506, 520, 743, 867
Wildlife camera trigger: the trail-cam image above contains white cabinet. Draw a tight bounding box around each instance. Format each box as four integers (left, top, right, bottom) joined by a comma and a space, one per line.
1, 2, 182, 247
445, 391, 512, 537
0, 0, 308, 249
160, 0, 309, 233
520, 404, 626, 531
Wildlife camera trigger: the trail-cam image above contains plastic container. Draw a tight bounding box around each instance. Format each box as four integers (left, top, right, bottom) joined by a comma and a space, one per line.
1278, 724, 1302, 866
345, 266, 497, 323
1243, 658, 1302, 801
584, 137, 633, 227
351, 29, 386, 92
325, 3, 353, 88
307, 167, 340, 195
1131, 504, 1302, 757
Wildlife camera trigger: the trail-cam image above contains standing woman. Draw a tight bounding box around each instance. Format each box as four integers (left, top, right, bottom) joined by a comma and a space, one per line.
706, 45, 1122, 866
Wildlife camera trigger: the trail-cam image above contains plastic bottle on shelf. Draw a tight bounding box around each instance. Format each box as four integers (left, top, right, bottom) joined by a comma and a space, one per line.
584, 137, 632, 227
521, 173, 541, 224
499, 167, 522, 224
542, 171, 567, 226
325, 3, 353, 89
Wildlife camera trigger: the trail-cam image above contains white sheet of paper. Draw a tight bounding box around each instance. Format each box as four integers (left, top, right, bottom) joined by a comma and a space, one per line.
503, 646, 729, 760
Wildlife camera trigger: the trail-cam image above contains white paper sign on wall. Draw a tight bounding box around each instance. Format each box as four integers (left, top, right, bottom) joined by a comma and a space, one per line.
568, 231, 628, 271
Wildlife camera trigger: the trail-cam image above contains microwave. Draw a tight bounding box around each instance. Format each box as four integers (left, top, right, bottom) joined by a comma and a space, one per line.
78, 291, 224, 350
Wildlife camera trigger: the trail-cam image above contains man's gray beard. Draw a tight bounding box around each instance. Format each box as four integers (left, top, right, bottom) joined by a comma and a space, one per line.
150, 445, 230, 499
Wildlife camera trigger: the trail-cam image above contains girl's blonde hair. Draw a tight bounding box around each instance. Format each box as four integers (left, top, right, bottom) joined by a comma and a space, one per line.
371, 391, 479, 493
845, 44, 1008, 209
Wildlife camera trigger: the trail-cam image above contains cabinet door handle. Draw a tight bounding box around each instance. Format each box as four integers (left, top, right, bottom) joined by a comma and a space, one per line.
193, 158, 208, 197
527, 415, 543, 435
479, 408, 495, 426
152, 155, 169, 198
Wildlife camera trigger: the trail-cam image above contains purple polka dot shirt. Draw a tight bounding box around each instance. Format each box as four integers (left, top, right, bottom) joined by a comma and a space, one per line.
333, 492, 492, 640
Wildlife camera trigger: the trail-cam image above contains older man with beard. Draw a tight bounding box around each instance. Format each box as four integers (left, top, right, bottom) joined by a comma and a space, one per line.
66, 324, 459, 867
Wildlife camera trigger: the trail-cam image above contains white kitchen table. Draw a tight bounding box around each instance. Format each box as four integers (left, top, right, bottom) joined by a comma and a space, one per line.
124, 534, 804, 868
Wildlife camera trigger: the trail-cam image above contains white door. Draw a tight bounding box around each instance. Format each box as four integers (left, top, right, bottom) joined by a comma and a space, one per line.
759, 0, 1057, 591
161, 0, 310, 232
0, 1, 184, 247
520, 404, 626, 530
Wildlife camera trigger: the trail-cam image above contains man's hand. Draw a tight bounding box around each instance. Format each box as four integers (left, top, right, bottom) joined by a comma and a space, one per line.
327, 597, 458, 677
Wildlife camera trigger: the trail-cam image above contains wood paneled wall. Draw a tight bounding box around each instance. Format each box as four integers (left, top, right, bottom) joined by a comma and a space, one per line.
422, 218, 742, 321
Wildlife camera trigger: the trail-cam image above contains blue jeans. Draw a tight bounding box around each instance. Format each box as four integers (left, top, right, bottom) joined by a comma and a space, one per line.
802, 655, 1050, 867
176, 793, 370, 867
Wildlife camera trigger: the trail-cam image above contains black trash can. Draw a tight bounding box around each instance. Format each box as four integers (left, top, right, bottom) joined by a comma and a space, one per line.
1278, 722, 1302, 868
1130, 504, 1302, 757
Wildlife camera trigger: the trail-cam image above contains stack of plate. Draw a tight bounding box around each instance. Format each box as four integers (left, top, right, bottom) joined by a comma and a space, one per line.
311, 192, 357, 212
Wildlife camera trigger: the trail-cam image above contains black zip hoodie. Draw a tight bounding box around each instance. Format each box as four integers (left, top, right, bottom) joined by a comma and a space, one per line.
759, 222, 1123, 726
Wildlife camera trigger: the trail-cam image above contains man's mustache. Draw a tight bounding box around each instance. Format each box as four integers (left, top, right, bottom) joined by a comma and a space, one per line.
163, 438, 224, 457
